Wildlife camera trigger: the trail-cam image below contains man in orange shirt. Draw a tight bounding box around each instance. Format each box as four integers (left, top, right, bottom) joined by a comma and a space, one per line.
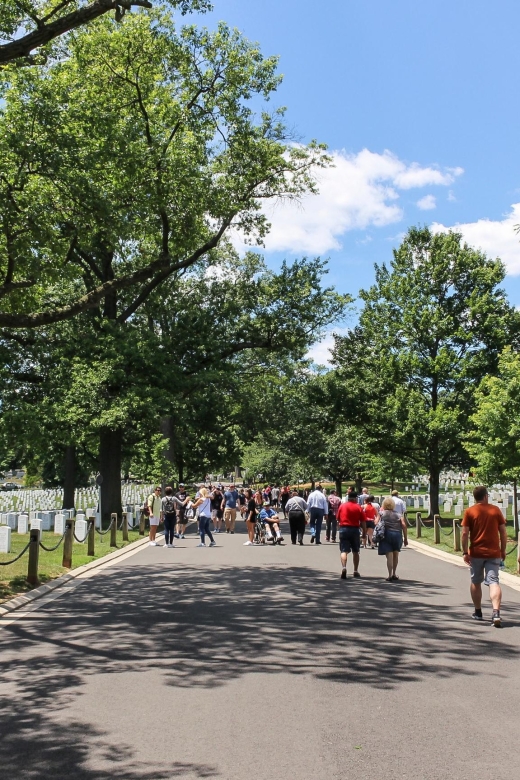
461, 485, 507, 627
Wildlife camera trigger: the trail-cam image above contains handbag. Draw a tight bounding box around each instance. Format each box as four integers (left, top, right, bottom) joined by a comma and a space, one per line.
372, 517, 386, 544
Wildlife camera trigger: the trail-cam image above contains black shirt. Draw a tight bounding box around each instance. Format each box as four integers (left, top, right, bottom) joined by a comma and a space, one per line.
247, 498, 257, 519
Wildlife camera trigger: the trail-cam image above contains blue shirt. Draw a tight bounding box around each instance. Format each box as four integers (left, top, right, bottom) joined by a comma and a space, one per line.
259, 507, 277, 522
223, 489, 238, 509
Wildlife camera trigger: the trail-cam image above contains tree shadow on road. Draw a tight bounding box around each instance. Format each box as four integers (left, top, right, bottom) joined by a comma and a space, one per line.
1, 561, 519, 779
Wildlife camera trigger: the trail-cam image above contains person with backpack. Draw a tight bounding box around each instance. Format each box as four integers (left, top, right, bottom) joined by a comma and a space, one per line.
162, 486, 189, 548
174, 483, 188, 539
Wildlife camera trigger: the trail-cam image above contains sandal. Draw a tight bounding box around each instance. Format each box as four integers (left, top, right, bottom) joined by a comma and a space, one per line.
390, 575, 400, 581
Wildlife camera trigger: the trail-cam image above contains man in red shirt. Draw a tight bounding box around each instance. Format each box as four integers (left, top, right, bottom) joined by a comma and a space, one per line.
336, 492, 364, 579
462, 485, 507, 627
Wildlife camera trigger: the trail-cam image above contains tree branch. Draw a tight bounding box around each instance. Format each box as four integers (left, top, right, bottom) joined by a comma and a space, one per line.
0, 0, 153, 66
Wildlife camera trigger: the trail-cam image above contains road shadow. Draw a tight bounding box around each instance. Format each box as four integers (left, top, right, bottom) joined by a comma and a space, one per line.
1, 562, 519, 779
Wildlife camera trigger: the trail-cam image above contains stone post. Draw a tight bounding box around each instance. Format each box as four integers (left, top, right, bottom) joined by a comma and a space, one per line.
416, 512, 422, 538
87, 519, 95, 557
110, 513, 117, 548
453, 520, 461, 552
62, 517, 74, 569
122, 512, 129, 542
27, 528, 40, 586
434, 515, 441, 544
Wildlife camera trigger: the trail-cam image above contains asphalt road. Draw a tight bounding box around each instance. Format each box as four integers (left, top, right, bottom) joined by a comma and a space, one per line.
1, 521, 520, 780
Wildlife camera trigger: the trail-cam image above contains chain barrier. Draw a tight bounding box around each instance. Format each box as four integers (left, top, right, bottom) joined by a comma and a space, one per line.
436, 518, 454, 537
95, 518, 115, 536
0, 540, 31, 566
73, 521, 94, 544
39, 531, 67, 552
506, 542, 518, 556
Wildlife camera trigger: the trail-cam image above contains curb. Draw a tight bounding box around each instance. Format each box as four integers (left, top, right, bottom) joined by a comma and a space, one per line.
407, 539, 520, 593
0, 532, 154, 618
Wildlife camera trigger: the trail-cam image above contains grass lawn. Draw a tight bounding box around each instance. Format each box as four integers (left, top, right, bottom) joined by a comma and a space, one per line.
0, 527, 144, 604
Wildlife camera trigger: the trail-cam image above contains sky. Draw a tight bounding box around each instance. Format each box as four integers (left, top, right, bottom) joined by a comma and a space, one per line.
188, 0, 520, 363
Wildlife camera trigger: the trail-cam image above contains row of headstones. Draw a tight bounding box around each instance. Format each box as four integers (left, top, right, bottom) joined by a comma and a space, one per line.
0, 505, 147, 553
0, 485, 154, 514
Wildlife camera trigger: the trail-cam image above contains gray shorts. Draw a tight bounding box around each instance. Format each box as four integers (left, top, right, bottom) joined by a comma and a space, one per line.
469, 557, 501, 586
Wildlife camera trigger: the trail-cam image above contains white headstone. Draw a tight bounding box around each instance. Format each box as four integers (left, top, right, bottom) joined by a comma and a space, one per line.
17, 515, 28, 534
54, 513, 66, 535
0, 526, 11, 553
30, 518, 42, 532
74, 518, 88, 543
443, 502, 452, 514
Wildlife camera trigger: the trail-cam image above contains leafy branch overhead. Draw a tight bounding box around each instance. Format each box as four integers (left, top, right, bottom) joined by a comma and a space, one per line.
0, 1, 212, 65
0, 10, 328, 328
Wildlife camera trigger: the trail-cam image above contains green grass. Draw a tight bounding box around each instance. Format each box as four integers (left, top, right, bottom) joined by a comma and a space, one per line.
406, 518, 519, 575
0, 527, 144, 603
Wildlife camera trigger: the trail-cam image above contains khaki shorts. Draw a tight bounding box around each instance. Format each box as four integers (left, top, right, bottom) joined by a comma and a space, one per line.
149, 515, 160, 527
224, 508, 236, 522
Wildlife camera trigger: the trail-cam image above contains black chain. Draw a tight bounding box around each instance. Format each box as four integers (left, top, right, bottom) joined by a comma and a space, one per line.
73, 521, 93, 544
0, 540, 31, 566
95, 518, 115, 536
39, 531, 67, 552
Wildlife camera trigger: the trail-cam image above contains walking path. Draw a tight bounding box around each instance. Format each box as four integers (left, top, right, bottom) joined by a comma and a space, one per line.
2, 522, 520, 780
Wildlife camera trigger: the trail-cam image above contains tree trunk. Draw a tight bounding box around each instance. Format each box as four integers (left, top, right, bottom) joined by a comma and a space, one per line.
355, 472, 363, 494
334, 477, 343, 498
514, 478, 518, 539
62, 445, 76, 509
159, 415, 175, 489
429, 466, 440, 518
99, 427, 123, 527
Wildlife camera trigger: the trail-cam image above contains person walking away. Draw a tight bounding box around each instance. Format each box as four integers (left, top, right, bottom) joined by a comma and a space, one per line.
174, 483, 188, 539
271, 485, 280, 509
286, 489, 308, 544
191, 488, 216, 547
280, 485, 290, 518
378, 497, 408, 581
362, 496, 378, 549
336, 492, 364, 578
391, 490, 406, 518
147, 486, 162, 546
358, 487, 369, 506
462, 485, 507, 627
307, 485, 329, 544
162, 487, 187, 547
222, 483, 239, 534
326, 489, 340, 542
244, 488, 257, 545
238, 488, 247, 520
211, 485, 223, 533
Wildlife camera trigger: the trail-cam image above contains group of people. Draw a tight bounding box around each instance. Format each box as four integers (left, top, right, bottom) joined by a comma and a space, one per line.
146, 481, 514, 626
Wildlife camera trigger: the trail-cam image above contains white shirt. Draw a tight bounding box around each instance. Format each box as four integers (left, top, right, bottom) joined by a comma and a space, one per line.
392, 496, 406, 517
306, 490, 329, 512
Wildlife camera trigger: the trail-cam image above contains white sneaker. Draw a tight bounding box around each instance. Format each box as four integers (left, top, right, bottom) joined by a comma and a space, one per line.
197, 542, 206, 547
149, 541, 157, 546
167, 543, 175, 548
243, 541, 253, 545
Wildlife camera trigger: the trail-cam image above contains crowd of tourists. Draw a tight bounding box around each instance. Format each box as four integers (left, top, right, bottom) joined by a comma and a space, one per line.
146, 482, 515, 627
145, 482, 409, 577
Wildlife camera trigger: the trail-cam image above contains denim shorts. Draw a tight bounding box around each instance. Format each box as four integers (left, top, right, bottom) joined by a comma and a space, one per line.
339, 526, 361, 554
469, 558, 501, 586
378, 529, 403, 555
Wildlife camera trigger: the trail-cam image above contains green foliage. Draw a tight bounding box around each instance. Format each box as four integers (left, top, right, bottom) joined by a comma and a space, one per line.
333, 227, 519, 512
467, 347, 520, 483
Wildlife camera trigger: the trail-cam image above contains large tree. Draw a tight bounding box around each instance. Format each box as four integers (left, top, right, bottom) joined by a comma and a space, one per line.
467, 346, 520, 535
0, 11, 325, 330
333, 227, 519, 516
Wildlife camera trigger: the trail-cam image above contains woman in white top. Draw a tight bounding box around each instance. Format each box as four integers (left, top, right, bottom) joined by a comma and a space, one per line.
191, 488, 216, 547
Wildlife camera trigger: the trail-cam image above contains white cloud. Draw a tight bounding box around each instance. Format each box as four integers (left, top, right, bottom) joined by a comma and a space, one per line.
255, 149, 463, 255
307, 328, 350, 367
432, 204, 520, 275
417, 194, 437, 211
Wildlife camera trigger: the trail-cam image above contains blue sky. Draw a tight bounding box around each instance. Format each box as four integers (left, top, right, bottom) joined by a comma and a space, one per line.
189, 0, 520, 358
